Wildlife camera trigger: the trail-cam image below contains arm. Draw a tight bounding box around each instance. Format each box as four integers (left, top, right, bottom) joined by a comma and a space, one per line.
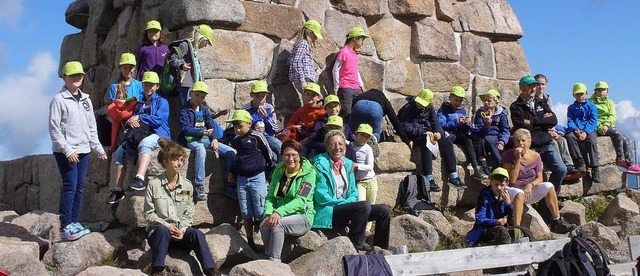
275, 169, 317, 217
383, 100, 411, 144
332, 59, 343, 93
357, 146, 375, 172
179, 191, 195, 233
263, 170, 279, 217
585, 104, 598, 133
398, 105, 423, 137
533, 102, 558, 128
264, 106, 279, 135
167, 41, 189, 70
344, 162, 359, 203
313, 163, 350, 207
566, 105, 577, 132
143, 184, 171, 228
49, 98, 74, 157
502, 151, 520, 183
139, 97, 170, 129
474, 196, 497, 227
286, 109, 303, 128
357, 72, 364, 88
257, 133, 275, 168
429, 105, 444, 135
108, 83, 117, 102
288, 42, 308, 83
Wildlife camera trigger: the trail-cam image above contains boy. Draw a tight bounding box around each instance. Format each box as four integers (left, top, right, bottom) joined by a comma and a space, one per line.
466, 168, 513, 246
438, 86, 487, 180
346, 124, 378, 237
179, 81, 237, 201
280, 82, 326, 143
565, 83, 600, 182
308, 96, 355, 156
243, 80, 281, 160
226, 110, 275, 249
589, 81, 640, 172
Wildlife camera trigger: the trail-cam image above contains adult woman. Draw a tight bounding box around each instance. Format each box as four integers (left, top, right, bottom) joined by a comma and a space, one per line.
311, 130, 390, 251
349, 89, 411, 147
288, 20, 323, 106
260, 140, 316, 262
502, 129, 576, 234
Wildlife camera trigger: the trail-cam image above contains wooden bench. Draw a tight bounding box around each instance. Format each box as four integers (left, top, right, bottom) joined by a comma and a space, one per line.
629, 235, 640, 276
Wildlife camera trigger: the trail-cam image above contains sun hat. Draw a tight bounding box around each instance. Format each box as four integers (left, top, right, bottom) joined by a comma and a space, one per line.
347, 26, 369, 38
63, 61, 85, 76
141, 71, 159, 84
304, 20, 323, 40
146, 20, 162, 30
450, 86, 466, 98
251, 80, 270, 93
192, 81, 209, 94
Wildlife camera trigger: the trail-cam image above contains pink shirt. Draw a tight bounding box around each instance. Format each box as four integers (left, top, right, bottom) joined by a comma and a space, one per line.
336, 46, 360, 89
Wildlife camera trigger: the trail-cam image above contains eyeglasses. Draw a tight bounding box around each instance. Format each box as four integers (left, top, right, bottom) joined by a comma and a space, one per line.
328, 142, 345, 147
283, 153, 299, 159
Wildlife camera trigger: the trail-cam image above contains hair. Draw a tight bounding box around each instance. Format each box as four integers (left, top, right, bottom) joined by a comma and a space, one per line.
533, 74, 548, 82
115, 67, 131, 101
142, 29, 166, 45
297, 28, 316, 48
157, 138, 188, 166
281, 139, 303, 155
324, 129, 346, 145
513, 128, 532, 141
490, 174, 508, 183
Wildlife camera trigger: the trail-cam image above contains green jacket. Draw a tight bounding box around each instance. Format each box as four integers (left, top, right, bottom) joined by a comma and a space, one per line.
144, 174, 195, 233
264, 159, 317, 225
311, 153, 358, 229
589, 95, 616, 133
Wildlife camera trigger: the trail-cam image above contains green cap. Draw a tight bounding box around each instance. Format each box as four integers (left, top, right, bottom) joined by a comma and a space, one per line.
573, 83, 587, 94
519, 76, 538, 85
196, 24, 214, 46
450, 86, 466, 98
347, 26, 369, 39
305, 83, 322, 96
119, 52, 136, 66
146, 20, 162, 30
141, 71, 159, 84
192, 81, 209, 94
356, 123, 373, 136
415, 89, 434, 107
225, 110, 252, 123
326, 115, 343, 128
595, 81, 609, 89
489, 167, 509, 181
251, 80, 269, 93
480, 89, 501, 102
304, 20, 323, 40
63, 61, 85, 76
324, 95, 340, 106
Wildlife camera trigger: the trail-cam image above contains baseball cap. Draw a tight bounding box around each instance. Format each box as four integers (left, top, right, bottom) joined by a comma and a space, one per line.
63, 61, 85, 76
304, 20, 323, 40
225, 110, 252, 123
450, 86, 466, 98
251, 80, 270, 93
519, 76, 538, 85
573, 83, 587, 94
415, 89, 434, 107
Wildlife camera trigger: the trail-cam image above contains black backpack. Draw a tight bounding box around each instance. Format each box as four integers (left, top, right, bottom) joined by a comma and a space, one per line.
160, 39, 189, 95
536, 234, 610, 276
395, 174, 438, 216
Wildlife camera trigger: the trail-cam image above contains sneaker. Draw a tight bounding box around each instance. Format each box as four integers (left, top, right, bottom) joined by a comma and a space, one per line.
247, 240, 257, 251
575, 158, 587, 173
130, 176, 146, 191
354, 242, 372, 251
591, 167, 601, 183
472, 168, 488, 181
196, 186, 208, 201
107, 189, 126, 204
481, 165, 493, 176
368, 135, 380, 157
447, 177, 467, 189
429, 179, 441, 192
72, 222, 90, 238
566, 165, 578, 175
549, 217, 577, 234
616, 160, 630, 169
628, 164, 640, 173
60, 224, 82, 241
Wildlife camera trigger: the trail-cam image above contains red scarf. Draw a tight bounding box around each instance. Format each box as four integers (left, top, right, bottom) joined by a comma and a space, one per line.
331, 157, 343, 174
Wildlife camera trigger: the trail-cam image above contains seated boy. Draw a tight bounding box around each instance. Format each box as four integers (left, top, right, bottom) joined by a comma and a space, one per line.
565, 83, 600, 182
280, 83, 326, 143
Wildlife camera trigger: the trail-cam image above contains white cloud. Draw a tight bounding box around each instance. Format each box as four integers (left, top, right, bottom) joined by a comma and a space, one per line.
551, 102, 569, 127
616, 100, 640, 143
0, 0, 24, 26
0, 51, 60, 161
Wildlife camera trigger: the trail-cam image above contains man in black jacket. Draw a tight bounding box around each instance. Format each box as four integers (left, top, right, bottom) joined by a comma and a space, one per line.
510, 76, 567, 194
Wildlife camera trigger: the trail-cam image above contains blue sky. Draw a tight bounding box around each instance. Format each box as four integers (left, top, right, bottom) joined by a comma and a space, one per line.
0, 0, 639, 161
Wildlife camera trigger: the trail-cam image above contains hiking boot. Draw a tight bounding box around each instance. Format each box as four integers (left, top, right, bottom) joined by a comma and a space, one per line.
195, 186, 208, 201
472, 167, 488, 181
447, 177, 467, 189
367, 135, 380, 157
130, 176, 146, 191
549, 217, 576, 234
575, 158, 587, 173
429, 179, 441, 192
354, 242, 372, 251
591, 167, 601, 183
60, 224, 83, 241
107, 189, 125, 204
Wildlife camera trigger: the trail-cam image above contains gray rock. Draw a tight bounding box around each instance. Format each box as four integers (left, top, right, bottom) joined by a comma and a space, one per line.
0, 203, 10, 211
59, 33, 85, 77
0, 238, 49, 276
375, 172, 406, 208
493, 41, 530, 81
44, 232, 115, 275
384, 60, 423, 97
389, 214, 439, 251
229, 260, 295, 276
11, 210, 61, 243
619, 215, 640, 241
460, 33, 494, 77
139, 248, 204, 275
521, 205, 551, 240
599, 193, 639, 226
0, 222, 50, 259
205, 224, 258, 268
450, 218, 474, 241
323, 9, 375, 56
268, 38, 296, 86
375, 142, 416, 172
389, 0, 435, 17
559, 201, 586, 226
420, 210, 453, 237
584, 164, 624, 195
298, 0, 331, 26
358, 55, 384, 92
0, 210, 18, 222
421, 61, 471, 92
76, 266, 147, 276
456, 0, 523, 38
281, 230, 328, 263
462, 208, 476, 222
115, 194, 147, 228
87, 0, 119, 35
575, 221, 625, 252
65, 0, 90, 29
369, 15, 411, 61
238, 2, 304, 39
289, 236, 357, 276
434, 0, 456, 22
626, 189, 640, 207
412, 18, 458, 61
160, 0, 245, 31
334, 0, 387, 17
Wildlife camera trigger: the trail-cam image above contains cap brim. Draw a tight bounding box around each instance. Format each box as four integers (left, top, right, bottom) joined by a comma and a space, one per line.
313, 31, 323, 40
415, 96, 428, 107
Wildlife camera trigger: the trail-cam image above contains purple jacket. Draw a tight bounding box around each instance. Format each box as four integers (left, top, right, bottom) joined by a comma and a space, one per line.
135, 44, 170, 80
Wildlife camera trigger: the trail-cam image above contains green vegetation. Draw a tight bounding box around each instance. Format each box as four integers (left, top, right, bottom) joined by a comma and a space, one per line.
96, 253, 120, 267
436, 235, 466, 251
584, 197, 611, 222
45, 264, 59, 272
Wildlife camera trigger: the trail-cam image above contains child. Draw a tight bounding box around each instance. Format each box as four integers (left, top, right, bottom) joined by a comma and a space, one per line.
466, 168, 513, 246
109, 52, 144, 102
438, 86, 487, 180
136, 20, 170, 80
565, 83, 600, 182
398, 88, 465, 190
589, 81, 640, 172
243, 80, 281, 159
346, 123, 378, 237
333, 26, 368, 120
472, 89, 510, 173
226, 110, 275, 249
49, 61, 108, 241
179, 81, 237, 201
107, 91, 138, 151
280, 82, 326, 143
288, 19, 323, 105
309, 115, 354, 157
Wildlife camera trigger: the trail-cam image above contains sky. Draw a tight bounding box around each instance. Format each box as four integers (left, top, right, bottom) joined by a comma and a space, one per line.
0, 0, 639, 162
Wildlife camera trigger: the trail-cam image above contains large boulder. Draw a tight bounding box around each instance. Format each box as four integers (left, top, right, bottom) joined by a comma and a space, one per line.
419, 210, 453, 237
229, 260, 295, 276
44, 232, 115, 275
459, 33, 494, 77
368, 15, 411, 61
625, 189, 640, 207
160, 0, 245, 31
334, 0, 387, 17
619, 215, 640, 241
598, 193, 639, 226
575, 221, 625, 252
10, 210, 61, 243
389, 214, 439, 251
375, 172, 406, 208
289, 236, 357, 276
0, 210, 18, 222
375, 142, 416, 172
323, 9, 376, 56
139, 248, 204, 275
385, 60, 423, 96
359, 55, 385, 91
456, 0, 523, 38
493, 41, 530, 81
521, 205, 551, 240
205, 224, 258, 268
559, 201, 586, 226
87, 0, 118, 35
421, 61, 471, 92
449, 218, 474, 240
412, 18, 458, 61
389, 0, 435, 17
238, 2, 304, 39
434, 0, 456, 22
115, 194, 147, 227
76, 266, 147, 276
583, 164, 624, 195
207, 194, 242, 226
0, 238, 49, 276
59, 33, 85, 77
281, 230, 328, 263
298, 0, 332, 25
0, 222, 49, 259
65, 0, 90, 29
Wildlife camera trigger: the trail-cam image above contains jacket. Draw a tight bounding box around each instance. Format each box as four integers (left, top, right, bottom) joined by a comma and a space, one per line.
136, 43, 170, 80
465, 187, 513, 246
264, 159, 317, 225
308, 117, 356, 154
167, 39, 200, 87
144, 174, 194, 233
588, 95, 616, 133
134, 93, 171, 139
473, 105, 510, 144
437, 102, 473, 137
243, 102, 279, 136
178, 101, 224, 146
353, 90, 411, 144
107, 99, 138, 150
283, 103, 326, 141
566, 101, 598, 133
397, 96, 443, 140
311, 153, 358, 229
230, 130, 275, 177
49, 87, 106, 157
509, 95, 557, 148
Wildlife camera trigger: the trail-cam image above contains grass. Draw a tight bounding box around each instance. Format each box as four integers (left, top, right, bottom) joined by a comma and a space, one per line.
436, 235, 467, 251
96, 253, 120, 267
45, 264, 59, 272
584, 197, 611, 222
442, 208, 456, 223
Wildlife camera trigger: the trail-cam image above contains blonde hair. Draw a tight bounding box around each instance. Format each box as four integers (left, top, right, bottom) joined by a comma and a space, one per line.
115, 69, 130, 100
513, 128, 531, 141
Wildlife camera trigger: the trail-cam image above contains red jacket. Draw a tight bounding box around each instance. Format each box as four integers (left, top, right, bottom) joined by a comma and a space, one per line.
107, 99, 138, 150
282, 104, 326, 141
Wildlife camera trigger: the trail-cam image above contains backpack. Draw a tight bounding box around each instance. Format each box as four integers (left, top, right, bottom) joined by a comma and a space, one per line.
122, 123, 152, 150
160, 39, 189, 94
536, 234, 610, 276
395, 174, 438, 216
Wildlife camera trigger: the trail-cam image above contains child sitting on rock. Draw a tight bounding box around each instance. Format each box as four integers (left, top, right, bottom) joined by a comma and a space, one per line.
308, 115, 354, 157
279, 83, 326, 146
472, 89, 510, 172
466, 168, 513, 246
346, 123, 378, 238
565, 83, 600, 183
243, 80, 281, 160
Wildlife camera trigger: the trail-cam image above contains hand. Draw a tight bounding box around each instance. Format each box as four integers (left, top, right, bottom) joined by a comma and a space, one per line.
497, 143, 504, 151
602, 126, 609, 135
360, 86, 366, 93
98, 153, 108, 160
433, 132, 441, 141
211, 139, 219, 151
578, 131, 587, 141
500, 188, 511, 205
514, 147, 524, 161
254, 123, 266, 133
258, 106, 268, 119
130, 120, 141, 128
182, 63, 191, 71
523, 119, 531, 125
548, 129, 558, 139
458, 116, 469, 125
543, 112, 554, 118
263, 212, 282, 228
67, 152, 80, 163
168, 224, 183, 240
523, 183, 533, 201
483, 116, 492, 126
496, 217, 507, 226
353, 163, 359, 170
425, 131, 434, 137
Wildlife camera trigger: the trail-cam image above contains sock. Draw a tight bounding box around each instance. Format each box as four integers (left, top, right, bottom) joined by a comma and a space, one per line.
426, 174, 434, 181
552, 216, 560, 221
135, 174, 144, 180
449, 172, 459, 179
114, 187, 123, 191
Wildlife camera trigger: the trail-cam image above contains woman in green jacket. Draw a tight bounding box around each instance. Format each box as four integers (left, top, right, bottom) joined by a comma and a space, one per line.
260, 139, 317, 262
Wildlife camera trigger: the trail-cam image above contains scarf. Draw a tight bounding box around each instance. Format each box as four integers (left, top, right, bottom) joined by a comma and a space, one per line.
331, 157, 343, 174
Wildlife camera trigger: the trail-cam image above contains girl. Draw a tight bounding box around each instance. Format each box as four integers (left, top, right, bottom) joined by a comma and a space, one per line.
333, 26, 368, 120
49, 61, 108, 241
472, 89, 510, 172
109, 52, 143, 102
135, 20, 169, 80
346, 124, 378, 237
168, 24, 214, 105
288, 19, 323, 106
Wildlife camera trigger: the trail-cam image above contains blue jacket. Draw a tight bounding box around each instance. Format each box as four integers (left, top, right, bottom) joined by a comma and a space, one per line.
178, 102, 224, 146
437, 102, 475, 138
229, 130, 274, 177
567, 101, 598, 133
311, 153, 358, 229
134, 93, 170, 139
466, 187, 513, 246
397, 96, 443, 139
473, 105, 510, 144
243, 102, 279, 136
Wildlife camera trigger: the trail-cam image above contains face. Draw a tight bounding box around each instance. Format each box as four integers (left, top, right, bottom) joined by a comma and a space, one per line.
535, 78, 547, 94
325, 125, 342, 132
303, 90, 321, 105
490, 177, 508, 196
147, 29, 161, 43
163, 156, 185, 173
519, 83, 537, 100
63, 74, 84, 90
190, 91, 207, 106
513, 134, 531, 149
594, 88, 608, 99
449, 94, 464, 108
251, 92, 268, 106
573, 92, 588, 103
198, 38, 209, 49
355, 132, 371, 146
143, 82, 159, 98
483, 96, 497, 109
120, 64, 135, 80
327, 134, 346, 160
415, 101, 426, 110
233, 121, 252, 136
325, 102, 341, 116
282, 147, 301, 171
353, 37, 365, 49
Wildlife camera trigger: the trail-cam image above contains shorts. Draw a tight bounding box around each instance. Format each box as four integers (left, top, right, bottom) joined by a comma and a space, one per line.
506, 182, 554, 205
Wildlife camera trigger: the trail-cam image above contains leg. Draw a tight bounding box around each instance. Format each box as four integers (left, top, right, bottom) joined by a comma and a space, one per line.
564, 132, 583, 163
555, 136, 573, 166
248, 172, 267, 223
216, 143, 237, 174
538, 143, 567, 195
584, 132, 599, 168
607, 127, 628, 161
136, 134, 160, 177
416, 136, 434, 175
456, 136, 479, 168
176, 228, 217, 271
348, 101, 369, 136
266, 136, 282, 162
544, 186, 560, 219
332, 201, 371, 246
260, 215, 310, 261
71, 154, 90, 224
338, 88, 358, 121
438, 137, 458, 174
54, 152, 78, 229
356, 181, 367, 202
186, 140, 208, 187
236, 176, 254, 242
369, 204, 390, 249
506, 187, 525, 226
290, 80, 305, 107
484, 135, 502, 165
114, 144, 131, 189
148, 225, 172, 269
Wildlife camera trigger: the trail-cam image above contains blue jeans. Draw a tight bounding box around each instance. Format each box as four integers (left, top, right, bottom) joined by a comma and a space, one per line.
115, 134, 159, 165
237, 172, 267, 220
186, 139, 237, 186
538, 142, 567, 194
54, 152, 89, 229
350, 100, 384, 141
266, 135, 282, 162
179, 86, 191, 106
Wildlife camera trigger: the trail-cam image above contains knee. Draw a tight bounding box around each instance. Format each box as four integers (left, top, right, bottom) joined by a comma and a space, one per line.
378, 204, 391, 219
356, 201, 371, 213
514, 193, 524, 204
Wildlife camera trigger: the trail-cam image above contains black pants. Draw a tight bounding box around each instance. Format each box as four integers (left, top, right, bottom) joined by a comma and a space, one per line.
565, 131, 599, 167
448, 133, 479, 168
415, 135, 457, 175
338, 88, 360, 122
473, 135, 502, 165
332, 201, 391, 249
148, 225, 217, 271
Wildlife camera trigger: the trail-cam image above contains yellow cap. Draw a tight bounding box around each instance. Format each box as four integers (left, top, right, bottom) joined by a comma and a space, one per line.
415, 89, 434, 107
146, 20, 162, 30
196, 25, 214, 46
192, 81, 209, 94
119, 52, 136, 66
356, 123, 373, 136
450, 86, 466, 98
324, 95, 340, 106
304, 20, 323, 40
573, 83, 587, 94
347, 26, 369, 38
251, 80, 269, 93
141, 71, 159, 84
305, 83, 322, 96
63, 61, 85, 76
225, 110, 253, 123
479, 89, 501, 102
595, 81, 609, 89
489, 167, 509, 181
326, 115, 343, 128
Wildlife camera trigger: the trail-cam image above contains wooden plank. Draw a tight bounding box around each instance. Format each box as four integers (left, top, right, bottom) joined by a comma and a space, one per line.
608, 262, 635, 276
385, 238, 569, 276
629, 235, 640, 261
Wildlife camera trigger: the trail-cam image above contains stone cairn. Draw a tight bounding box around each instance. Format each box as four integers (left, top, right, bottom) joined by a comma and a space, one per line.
0, 0, 634, 275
